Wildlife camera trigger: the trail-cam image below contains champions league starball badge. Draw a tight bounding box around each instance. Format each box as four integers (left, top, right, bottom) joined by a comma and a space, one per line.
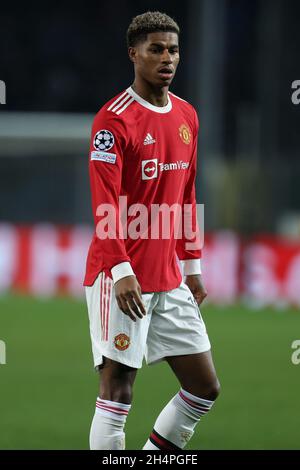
93, 129, 115, 151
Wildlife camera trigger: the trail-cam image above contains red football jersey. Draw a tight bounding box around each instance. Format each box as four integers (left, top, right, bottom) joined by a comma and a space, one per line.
84, 86, 201, 292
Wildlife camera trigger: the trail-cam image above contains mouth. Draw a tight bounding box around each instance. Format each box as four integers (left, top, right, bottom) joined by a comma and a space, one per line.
157, 67, 174, 80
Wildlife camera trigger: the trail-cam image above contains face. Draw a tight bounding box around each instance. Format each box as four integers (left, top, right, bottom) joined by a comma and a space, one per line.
129, 31, 180, 88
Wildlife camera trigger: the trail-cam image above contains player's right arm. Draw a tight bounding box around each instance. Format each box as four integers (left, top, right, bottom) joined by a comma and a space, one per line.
115, 276, 146, 322
89, 110, 146, 320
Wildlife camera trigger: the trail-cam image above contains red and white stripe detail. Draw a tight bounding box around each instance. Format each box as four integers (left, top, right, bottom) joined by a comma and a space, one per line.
95, 398, 131, 421
99, 272, 113, 342
107, 91, 134, 115
179, 390, 213, 416
149, 429, 180, 450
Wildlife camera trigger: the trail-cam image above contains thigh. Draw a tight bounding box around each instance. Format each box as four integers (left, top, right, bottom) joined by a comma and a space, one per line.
98, 356, 138, 404
166, 351, 220, 399
99, 356, 138, 387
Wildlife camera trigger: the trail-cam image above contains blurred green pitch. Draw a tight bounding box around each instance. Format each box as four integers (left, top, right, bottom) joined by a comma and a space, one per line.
0, 294, 299, 450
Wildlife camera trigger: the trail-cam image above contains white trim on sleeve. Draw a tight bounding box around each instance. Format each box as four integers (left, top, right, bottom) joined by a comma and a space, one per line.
180, 259, 202, 276
111, 262, 135, 284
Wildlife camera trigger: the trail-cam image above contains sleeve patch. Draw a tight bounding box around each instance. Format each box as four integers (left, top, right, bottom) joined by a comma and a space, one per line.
93, 129, 115, 151
90, 151, 116, 164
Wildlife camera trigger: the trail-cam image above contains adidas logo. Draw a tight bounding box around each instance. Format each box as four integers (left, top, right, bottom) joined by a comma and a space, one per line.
143, 133, 156, 145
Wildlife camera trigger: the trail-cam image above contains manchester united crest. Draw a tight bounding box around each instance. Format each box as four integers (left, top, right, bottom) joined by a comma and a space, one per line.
179, 124, 191, 145
114, 333, 131, 351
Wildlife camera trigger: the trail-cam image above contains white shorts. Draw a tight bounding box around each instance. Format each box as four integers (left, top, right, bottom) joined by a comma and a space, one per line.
85, 272, 211, 369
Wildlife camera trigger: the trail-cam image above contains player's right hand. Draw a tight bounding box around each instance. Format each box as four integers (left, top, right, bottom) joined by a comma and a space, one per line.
115, 275, 146, 322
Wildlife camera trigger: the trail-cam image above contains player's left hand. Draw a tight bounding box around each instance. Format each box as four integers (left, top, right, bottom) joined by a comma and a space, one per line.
185, 274, 207, 305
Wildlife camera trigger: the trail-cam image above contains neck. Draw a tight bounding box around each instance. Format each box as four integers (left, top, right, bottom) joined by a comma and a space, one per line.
131, 78, 169, 107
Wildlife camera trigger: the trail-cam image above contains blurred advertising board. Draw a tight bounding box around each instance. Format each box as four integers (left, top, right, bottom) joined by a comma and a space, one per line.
0, 224, 300, 307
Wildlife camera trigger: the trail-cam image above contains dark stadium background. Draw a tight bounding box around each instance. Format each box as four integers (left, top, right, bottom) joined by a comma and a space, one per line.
0, 0, 299, 450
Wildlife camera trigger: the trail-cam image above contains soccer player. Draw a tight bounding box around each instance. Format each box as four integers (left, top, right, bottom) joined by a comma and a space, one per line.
84, 11, 220, 450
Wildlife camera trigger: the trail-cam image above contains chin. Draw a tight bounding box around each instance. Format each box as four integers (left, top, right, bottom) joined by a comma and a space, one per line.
157, 78, 173, 88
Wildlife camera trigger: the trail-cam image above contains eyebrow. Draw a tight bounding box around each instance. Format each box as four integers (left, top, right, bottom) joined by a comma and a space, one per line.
148, 42, 179, 48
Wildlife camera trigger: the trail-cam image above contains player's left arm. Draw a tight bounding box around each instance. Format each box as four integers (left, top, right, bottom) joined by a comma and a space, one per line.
176, 107, 207, 305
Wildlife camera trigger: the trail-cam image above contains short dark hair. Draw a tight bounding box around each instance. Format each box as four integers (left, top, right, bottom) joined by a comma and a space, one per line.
126, 11, 180, 48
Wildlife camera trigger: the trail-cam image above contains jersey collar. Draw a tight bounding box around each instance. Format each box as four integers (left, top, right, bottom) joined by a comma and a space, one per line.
126, 86, 172, 113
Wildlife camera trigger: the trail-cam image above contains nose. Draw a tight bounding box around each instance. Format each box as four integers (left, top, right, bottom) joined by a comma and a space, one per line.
161, 49, 172, 63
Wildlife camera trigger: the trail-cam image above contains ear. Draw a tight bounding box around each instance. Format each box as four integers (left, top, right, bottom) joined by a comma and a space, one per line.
128, 47, 137, 64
